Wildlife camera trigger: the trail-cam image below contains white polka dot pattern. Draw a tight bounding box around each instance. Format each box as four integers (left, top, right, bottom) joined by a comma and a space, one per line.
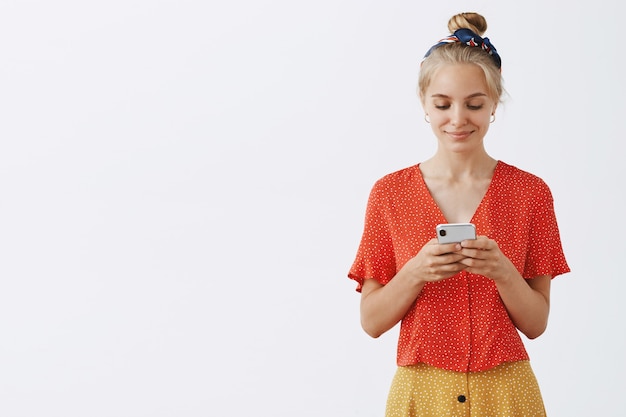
348, 161, 570, 372
386, 361, 547, 416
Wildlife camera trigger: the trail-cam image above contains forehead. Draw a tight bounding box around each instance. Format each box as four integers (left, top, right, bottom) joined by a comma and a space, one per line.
426, 63, 490, 98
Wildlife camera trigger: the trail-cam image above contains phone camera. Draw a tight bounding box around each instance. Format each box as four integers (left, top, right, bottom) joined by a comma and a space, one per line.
439, 230, 447, 237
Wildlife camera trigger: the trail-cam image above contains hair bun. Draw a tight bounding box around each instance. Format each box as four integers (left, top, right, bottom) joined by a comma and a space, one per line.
447, 12, 487, 36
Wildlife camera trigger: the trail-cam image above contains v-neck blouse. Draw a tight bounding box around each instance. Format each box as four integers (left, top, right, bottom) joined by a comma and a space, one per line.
348, 161, 570, 372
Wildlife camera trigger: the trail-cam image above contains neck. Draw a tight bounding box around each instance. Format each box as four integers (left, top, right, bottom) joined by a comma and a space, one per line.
422, 150, 497, 180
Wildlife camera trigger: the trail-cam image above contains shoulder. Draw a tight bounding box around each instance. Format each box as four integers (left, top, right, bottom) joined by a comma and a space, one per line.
365, 164, 424, 207
496, 161, 552, 196
372, 164, 421, 191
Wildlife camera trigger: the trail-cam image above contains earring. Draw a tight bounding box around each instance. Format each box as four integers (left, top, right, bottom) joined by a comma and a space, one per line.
490, 114, 496, 123
424, 114, 430, 123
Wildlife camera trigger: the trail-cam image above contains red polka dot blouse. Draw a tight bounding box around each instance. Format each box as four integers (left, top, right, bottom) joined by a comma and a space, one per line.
348, 161, 570, 372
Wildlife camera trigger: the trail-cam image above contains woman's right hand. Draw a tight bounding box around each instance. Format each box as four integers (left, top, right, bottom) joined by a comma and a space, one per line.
360, 238, 468, 338
399, 238, 469, 285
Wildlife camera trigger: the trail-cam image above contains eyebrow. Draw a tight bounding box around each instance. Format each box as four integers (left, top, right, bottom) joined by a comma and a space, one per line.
430, 93, 488, 99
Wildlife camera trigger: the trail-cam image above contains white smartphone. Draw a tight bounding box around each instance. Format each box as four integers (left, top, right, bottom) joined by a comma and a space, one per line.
436, 223, 476, 244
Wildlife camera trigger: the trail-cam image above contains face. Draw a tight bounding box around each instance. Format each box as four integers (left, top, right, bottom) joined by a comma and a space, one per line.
421, 63, 497, 153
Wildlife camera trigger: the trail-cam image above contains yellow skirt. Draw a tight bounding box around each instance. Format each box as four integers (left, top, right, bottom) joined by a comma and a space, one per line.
386, 361, 546, 417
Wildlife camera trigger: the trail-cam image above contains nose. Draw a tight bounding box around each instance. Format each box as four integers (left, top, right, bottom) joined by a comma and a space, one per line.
450, 106, 468, 127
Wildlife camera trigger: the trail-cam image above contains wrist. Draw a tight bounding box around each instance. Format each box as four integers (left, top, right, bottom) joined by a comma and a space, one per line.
395, 267, 427, 292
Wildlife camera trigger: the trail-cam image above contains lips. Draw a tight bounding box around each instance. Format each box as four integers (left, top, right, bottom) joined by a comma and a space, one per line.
446, 131, 473, 140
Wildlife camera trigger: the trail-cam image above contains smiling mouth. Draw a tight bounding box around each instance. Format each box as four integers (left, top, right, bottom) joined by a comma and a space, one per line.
446, 131, 473, 139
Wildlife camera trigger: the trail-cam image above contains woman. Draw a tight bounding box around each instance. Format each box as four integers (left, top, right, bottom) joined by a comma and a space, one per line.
348, 12, 569, 416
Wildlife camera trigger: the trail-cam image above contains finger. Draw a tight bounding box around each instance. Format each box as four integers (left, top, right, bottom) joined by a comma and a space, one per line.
428, 265, 467, 281
458, 257, 482, 268
460, 235, 492, 250
435, 242, 463, 255
459, 239, 481, 249
440, 253, 468, 264
459, 248, 488, 260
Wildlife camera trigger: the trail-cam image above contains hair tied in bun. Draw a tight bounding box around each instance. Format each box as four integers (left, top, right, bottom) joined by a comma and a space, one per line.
423, 28, 502, 69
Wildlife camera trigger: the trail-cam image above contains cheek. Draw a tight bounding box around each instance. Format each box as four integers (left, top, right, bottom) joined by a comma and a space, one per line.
474, 111, 493, 125
430, 114, 448, 126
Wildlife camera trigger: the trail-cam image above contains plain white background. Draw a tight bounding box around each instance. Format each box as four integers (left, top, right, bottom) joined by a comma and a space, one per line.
0, 1, 624, 416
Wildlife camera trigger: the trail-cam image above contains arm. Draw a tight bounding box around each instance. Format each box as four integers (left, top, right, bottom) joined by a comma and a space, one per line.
360, 239, 468, 338
497, 274, 550, 339
458, 237, 551, 339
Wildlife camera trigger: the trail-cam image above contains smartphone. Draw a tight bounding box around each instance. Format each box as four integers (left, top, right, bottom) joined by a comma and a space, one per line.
436, 223, 476, 244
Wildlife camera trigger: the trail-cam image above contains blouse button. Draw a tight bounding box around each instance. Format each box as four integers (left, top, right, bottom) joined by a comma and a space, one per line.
457, 395, 467, 403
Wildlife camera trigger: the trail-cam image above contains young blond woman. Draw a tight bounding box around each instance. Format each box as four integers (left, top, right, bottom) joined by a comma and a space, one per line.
348, 12, 569, 417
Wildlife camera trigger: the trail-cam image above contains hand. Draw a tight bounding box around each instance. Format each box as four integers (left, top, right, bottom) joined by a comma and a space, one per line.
456, 236, 518, 282
400, 238, 469, 284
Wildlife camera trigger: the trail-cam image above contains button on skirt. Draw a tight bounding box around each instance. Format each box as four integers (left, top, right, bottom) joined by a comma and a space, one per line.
385, 360, 546, 417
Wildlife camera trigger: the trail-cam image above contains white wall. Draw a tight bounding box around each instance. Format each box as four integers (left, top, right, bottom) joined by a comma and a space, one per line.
0, 1, 623, 416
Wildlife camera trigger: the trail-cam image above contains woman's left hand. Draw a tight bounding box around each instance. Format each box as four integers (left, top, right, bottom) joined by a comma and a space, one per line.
455, 235, 552, 339
455, 236, 518, 282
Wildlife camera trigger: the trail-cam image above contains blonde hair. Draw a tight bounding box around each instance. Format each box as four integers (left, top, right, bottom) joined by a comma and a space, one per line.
418, 12, 504, 103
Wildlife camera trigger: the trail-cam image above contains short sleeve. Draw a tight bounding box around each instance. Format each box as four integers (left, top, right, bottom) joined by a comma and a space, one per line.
348, 181, 397, 292
523, 181, 570, 279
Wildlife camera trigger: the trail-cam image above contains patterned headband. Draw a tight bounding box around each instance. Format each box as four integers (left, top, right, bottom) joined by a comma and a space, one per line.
423, 28, 502, 69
